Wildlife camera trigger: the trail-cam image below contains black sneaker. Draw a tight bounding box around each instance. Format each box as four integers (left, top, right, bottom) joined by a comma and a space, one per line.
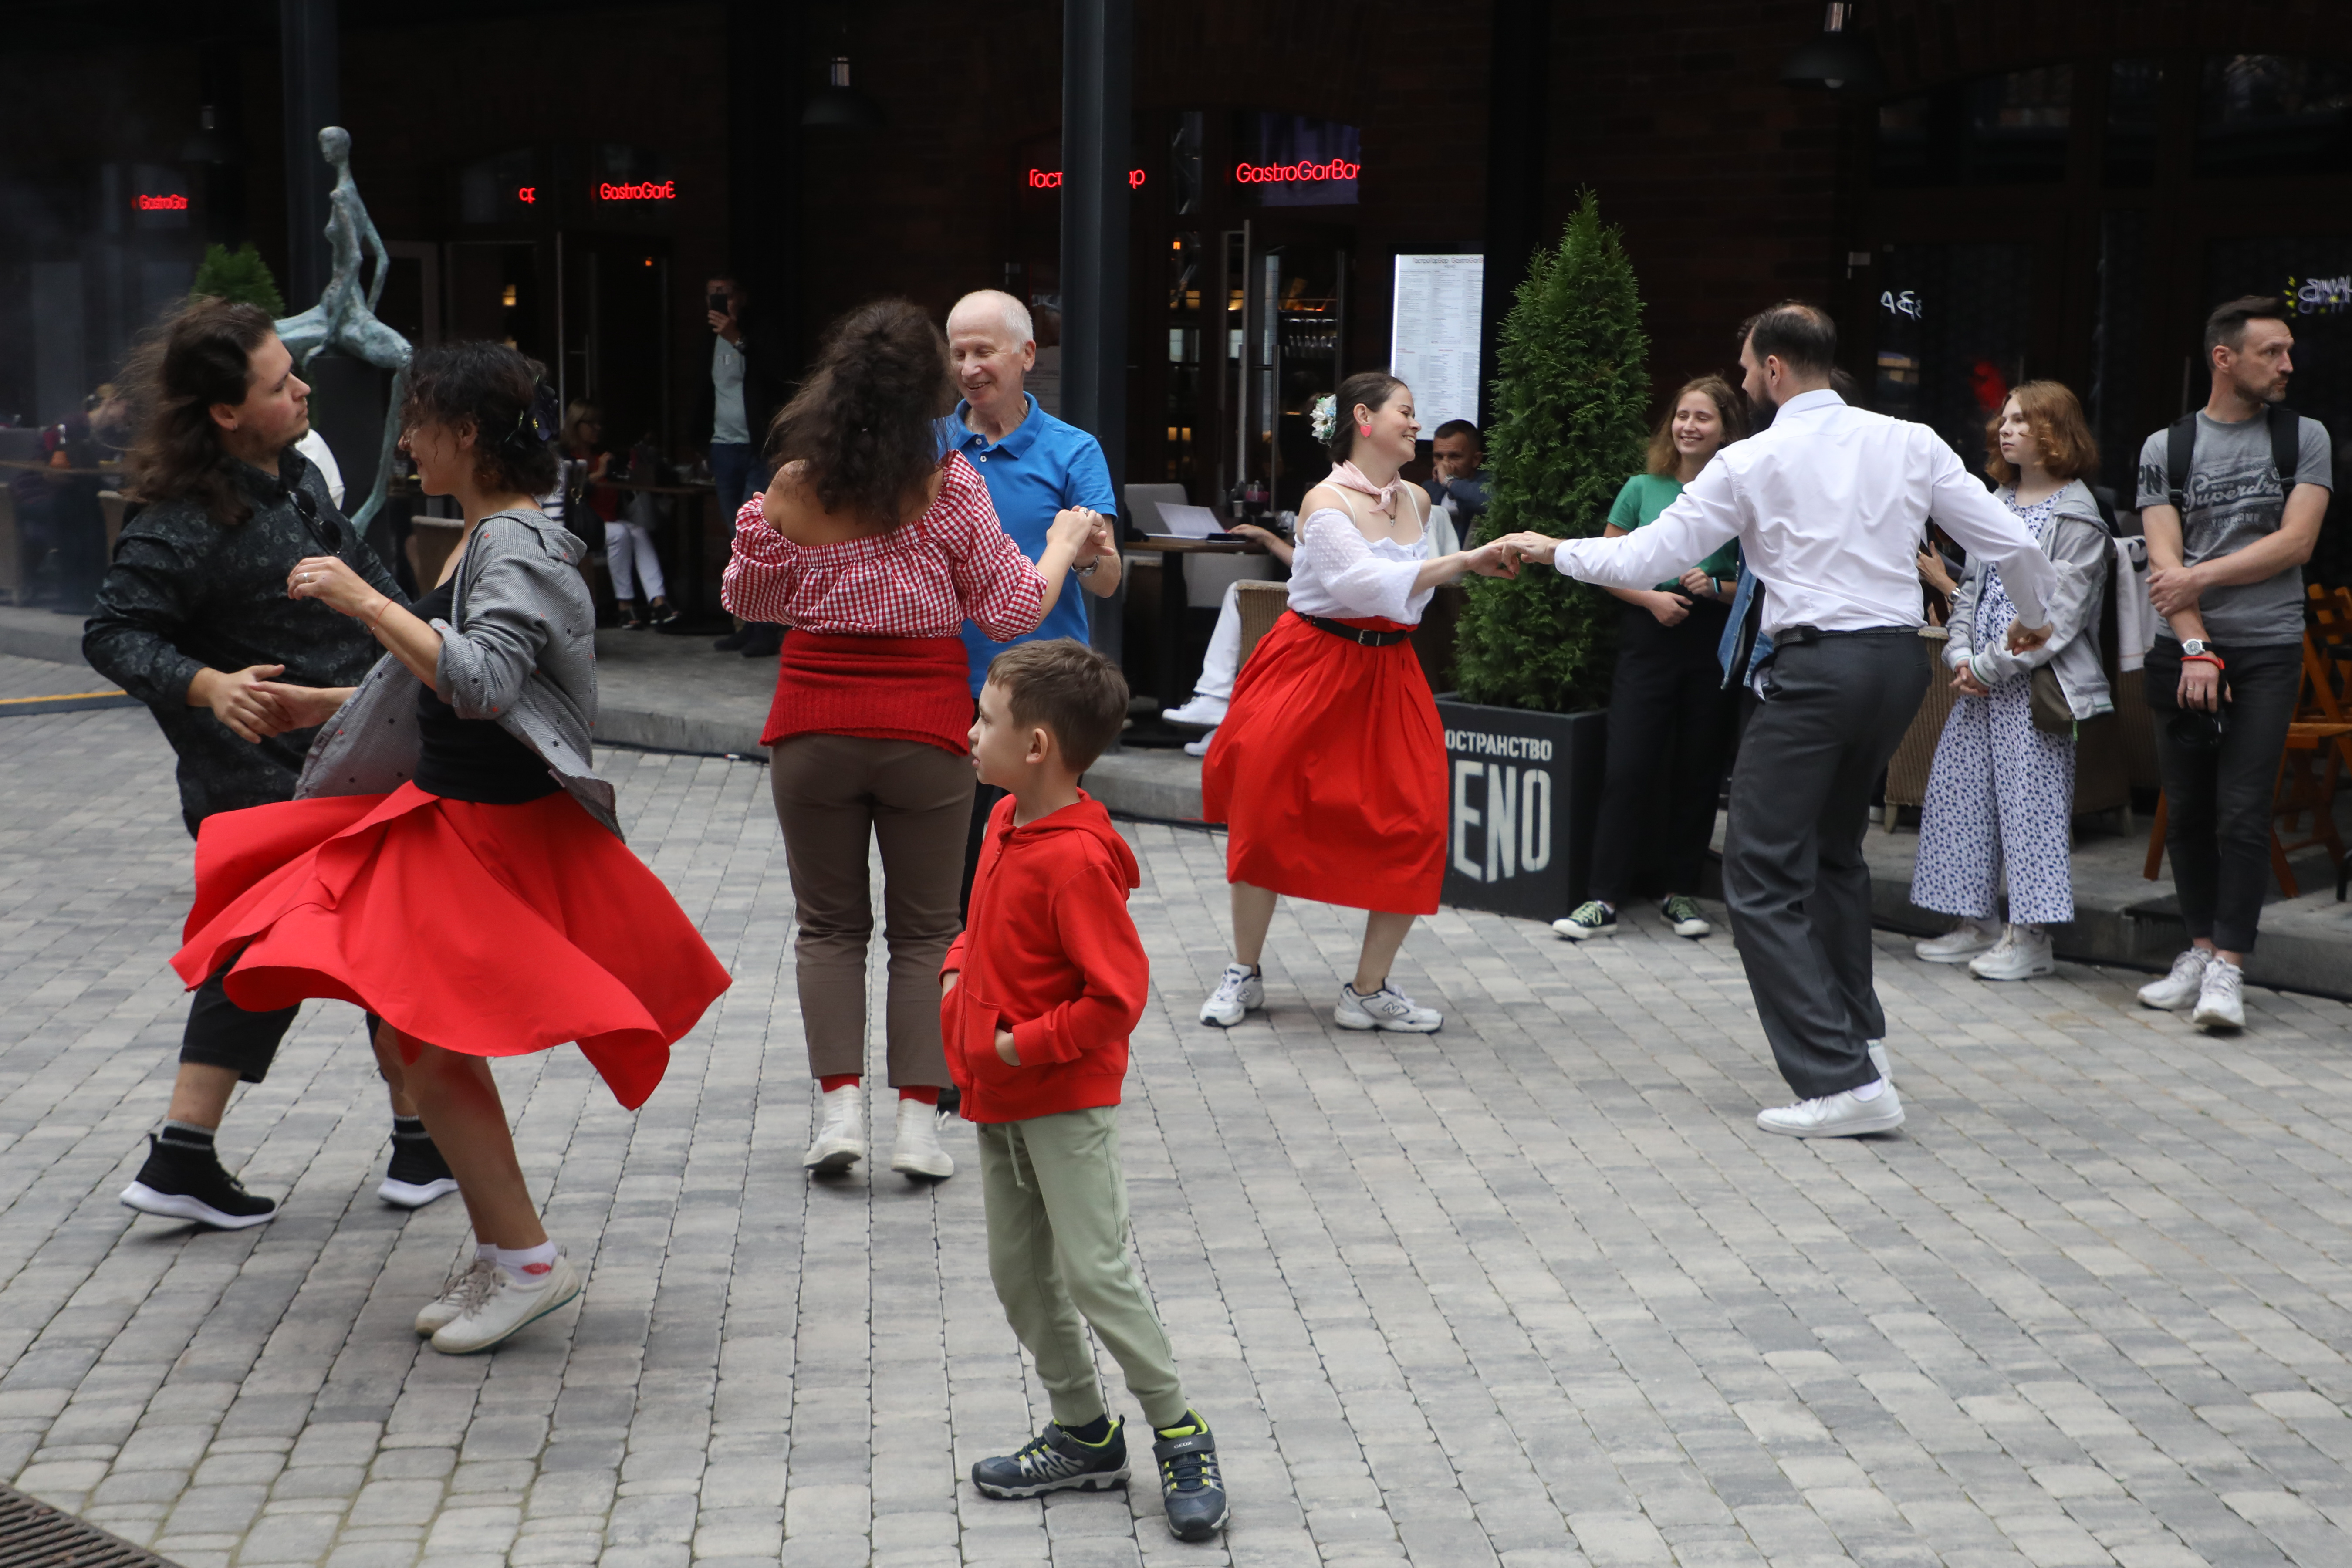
1152, 1413, 1228, 1541
378, 1127, 460, 1209
971, 1419, 1129, 1499
711, 629, 750, 652
119, 1135, 279, 1230
738, 625, 784, 658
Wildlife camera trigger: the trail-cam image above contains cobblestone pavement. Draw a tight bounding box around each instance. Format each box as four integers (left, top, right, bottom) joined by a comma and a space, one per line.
6, 656, 2352, 1568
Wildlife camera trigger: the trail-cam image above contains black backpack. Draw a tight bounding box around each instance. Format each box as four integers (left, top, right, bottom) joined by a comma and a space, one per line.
2163, 404, 2303, 514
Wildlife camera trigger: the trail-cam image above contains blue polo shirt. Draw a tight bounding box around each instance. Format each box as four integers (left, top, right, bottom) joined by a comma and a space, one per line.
946, 392, 1119, 694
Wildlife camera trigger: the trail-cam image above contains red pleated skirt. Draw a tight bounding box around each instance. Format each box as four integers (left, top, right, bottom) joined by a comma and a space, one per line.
1200, 611, 1446, 914
171, 784, 732, 1110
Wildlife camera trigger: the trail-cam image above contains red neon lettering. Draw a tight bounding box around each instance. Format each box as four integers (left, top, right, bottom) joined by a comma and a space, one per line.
517, 186, 537, 204
598, 179, 677, 201
135, 193, 189, 211
1025, 168, 1148, 189
1232, 158, 1360, 185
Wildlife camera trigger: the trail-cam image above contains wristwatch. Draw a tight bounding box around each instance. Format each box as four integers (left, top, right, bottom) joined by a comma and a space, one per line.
2179, 638, 2210, 658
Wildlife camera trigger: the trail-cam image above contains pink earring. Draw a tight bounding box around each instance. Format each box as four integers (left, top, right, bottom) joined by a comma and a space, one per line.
1358, 423, 1372, 437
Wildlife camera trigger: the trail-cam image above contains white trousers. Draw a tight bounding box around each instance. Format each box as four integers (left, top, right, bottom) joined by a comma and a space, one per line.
605, 521, 666, 602
1189, 583, 1245, 702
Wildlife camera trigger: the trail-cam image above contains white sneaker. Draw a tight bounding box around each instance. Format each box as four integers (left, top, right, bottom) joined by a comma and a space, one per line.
2138, 948, 2212, 1010
2192, 957, 2245, 1031
804, 1082, 866, 1173
1199, 963, 1264, 1027
1756, 1084, 1905, 1138
1969, 924, 2055, 982
415, 1257, 494, 1338
1162, 695, 1228, 729
1335, 981, 1441, 1034
429, 1250, 582, 1355
1867, 1041, 1892, 1088
1915, 917, 2000, 963
1183, 730, 1216, 758
889, 1095, 954, 1180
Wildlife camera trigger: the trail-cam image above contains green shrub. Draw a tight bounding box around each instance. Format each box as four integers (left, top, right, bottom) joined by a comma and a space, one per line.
190, 243, 287, 315
1453, 191, 1650, 713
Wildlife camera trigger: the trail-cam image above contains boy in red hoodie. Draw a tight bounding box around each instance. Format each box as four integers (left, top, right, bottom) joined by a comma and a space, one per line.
944, 639, 1228, 1542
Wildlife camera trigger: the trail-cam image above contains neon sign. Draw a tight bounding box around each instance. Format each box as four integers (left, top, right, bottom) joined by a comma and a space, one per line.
136, 193, 189, 210
599, 179, 677, 201
517, 186, 537, 204
1026, 168, 1147, 189
1233, 158, 1359, 185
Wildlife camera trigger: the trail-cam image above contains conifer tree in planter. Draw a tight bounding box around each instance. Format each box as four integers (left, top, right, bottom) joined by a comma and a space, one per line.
1436, 191, 1652, 919
190, 243, 287, 315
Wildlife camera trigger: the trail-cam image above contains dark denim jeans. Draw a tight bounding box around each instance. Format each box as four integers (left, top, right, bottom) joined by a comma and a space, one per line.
709, 441, 777, 635
2144, 639, 2301, 953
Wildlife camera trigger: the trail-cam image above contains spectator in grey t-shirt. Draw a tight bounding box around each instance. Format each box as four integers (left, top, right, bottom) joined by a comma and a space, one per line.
2129, 295, 2333, 1030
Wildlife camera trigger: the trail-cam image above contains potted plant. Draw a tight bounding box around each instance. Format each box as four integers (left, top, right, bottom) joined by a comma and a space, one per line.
1441, 191, 1651, 919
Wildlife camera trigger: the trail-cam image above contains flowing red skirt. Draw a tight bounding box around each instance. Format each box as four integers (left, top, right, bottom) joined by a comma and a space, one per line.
171, 784, 732, 1110
1200, 611, 1446, 914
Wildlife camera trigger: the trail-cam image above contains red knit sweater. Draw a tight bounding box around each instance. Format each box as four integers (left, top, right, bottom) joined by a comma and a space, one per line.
761, 631, 972, 754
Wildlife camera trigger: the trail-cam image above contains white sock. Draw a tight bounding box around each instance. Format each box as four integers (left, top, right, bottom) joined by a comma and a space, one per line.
493, 1240, 559, 1284
475, 1242, 496, 1264
1851, 1078, 1886, 1102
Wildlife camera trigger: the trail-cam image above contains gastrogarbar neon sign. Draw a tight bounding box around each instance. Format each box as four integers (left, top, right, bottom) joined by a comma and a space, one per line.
137, 193, 189, 210
600, 179, 677, 201
1027, 168, 1147, 189
1234, 158, 1360, 185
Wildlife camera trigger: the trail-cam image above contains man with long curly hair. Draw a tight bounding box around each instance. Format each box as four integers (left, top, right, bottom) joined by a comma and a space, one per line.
84, 297, 452, 1231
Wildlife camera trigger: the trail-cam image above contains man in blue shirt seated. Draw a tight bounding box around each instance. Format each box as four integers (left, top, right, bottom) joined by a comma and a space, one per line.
1429, 419, 1492, 535
945, 289, 1123, 908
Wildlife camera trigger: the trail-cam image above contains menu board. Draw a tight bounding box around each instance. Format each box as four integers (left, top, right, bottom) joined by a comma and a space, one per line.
1389, 253, 1484, 431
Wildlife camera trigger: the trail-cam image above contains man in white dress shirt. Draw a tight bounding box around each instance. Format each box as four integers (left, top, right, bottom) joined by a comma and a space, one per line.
1506, 303, 2059, 1138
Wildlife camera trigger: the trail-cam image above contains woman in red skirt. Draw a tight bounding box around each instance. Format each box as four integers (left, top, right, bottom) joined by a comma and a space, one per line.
173, 341, 730, 1355
1199, 372, 1518, 1033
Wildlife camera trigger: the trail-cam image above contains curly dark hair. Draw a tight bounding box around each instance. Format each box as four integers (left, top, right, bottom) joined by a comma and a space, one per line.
1328, 370, 1407, 462
401, 341, 560, 496
124, 296, 280, 525
764, 299, 954, 525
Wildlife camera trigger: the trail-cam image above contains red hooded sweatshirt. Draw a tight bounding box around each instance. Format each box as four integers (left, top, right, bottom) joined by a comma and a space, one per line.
941, 790, 1146, 1123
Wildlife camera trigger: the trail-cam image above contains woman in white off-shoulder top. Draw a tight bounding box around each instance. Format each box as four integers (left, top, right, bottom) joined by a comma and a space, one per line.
1198, 372, 1520, 1035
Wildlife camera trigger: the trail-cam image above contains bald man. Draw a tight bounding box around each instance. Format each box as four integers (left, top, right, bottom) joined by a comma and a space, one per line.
945, 290, 1123, 909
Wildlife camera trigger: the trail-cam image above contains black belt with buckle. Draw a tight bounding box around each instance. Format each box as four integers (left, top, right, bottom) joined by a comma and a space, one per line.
1780, 623, 1915, 645
1296, 612, 1410, 647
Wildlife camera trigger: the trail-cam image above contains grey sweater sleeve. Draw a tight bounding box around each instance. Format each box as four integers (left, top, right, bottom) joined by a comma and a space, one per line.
434, 518, 559, 720
1968, 515, 2110, 685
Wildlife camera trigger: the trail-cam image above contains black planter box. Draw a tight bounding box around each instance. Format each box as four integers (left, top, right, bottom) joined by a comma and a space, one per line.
1433, 696, 1608, 922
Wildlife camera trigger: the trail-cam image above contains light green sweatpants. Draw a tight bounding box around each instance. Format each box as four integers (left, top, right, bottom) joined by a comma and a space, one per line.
977, 1105, 1190, 1431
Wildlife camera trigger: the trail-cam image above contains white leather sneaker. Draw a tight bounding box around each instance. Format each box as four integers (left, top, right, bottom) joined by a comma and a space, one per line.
1335, 981, 1441, 1033
1162, 694, 1228, 729
1183, 730, 1217, 758
804, 1082, 866, 1173
415, 1256, 493, 1338
1199, 963, 1264, 1027
1969, 924, 2055, 981
2191, 957, 2245, 1031
2137, 948, 2212, 1010
1756, 1084, 1905, 1138
889, 1095, 954, 1180
1915, 918, 1999, 963
430, 1251, 581, 1355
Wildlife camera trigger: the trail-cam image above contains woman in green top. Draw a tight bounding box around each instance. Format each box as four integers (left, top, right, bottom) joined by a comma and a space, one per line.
1555, 374, 1749, 943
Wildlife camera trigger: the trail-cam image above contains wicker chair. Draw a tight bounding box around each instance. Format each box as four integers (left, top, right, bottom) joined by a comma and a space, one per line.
0, 485, 23, 605
1234, 580, 1289, 668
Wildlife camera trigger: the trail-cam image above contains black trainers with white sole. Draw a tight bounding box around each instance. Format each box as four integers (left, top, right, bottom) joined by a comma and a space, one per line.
119, 1135, 279, 1230
378, 1125, 460, 1208
971, 1420, 1130, 1499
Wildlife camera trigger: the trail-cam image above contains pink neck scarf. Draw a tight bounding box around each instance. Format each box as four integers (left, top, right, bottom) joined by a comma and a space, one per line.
1325, 460, 1402, 518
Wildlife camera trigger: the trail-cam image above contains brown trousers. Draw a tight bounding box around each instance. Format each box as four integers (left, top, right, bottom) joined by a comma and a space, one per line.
770, 733, 974, 1087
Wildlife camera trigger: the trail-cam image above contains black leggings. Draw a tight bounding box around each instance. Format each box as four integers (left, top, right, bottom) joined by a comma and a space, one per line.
178, 963, 382, 1086
1589, 598, 1737, 905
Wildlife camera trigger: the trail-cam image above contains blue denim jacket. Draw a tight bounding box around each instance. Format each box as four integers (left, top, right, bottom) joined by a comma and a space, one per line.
1717, 565, 1774, 689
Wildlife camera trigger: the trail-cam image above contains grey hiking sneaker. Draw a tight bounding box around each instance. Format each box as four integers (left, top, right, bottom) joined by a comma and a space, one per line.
1552, 900, 1616, 940
971, 1420, 1129, 1499
1152, 1412, 1229, 1541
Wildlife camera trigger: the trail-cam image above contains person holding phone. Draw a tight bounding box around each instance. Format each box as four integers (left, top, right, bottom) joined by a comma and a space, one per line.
701, 276, 786, 655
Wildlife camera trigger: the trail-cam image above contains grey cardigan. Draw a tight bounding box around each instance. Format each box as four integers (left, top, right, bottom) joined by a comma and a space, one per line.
1945, 478, 2113, 720
296, 508, 620, 836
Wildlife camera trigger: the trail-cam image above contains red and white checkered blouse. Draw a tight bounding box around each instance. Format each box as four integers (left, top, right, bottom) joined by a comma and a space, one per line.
719, 451, 1046, 639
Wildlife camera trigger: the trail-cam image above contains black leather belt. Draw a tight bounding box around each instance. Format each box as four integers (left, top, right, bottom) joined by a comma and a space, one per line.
1296, 611, 1409, 647
1779, 624, 1915, 645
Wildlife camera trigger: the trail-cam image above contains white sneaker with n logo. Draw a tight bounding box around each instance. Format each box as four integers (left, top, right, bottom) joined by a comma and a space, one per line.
1335, 982, 1441, 1033
430, 1250, 581, 1354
